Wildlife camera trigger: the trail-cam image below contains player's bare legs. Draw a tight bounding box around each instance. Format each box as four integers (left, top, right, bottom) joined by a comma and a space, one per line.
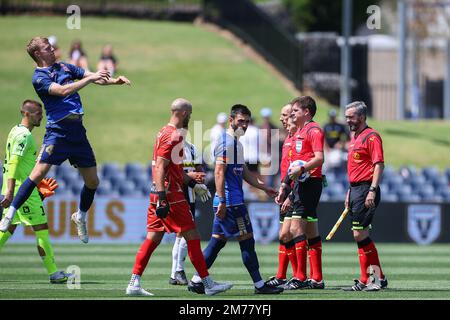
0, 162, 52, 232
71, 166, 99, 244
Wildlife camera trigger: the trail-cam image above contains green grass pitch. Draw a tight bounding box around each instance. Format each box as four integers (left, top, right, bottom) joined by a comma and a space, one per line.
1, 242, 450, 300
0, 16, 449, 169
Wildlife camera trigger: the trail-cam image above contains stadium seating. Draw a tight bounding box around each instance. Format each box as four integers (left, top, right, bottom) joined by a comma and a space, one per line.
1, 161, 448, 203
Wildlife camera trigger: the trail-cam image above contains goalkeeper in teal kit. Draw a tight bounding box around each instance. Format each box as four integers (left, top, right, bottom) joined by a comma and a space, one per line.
0, 37, 131, 243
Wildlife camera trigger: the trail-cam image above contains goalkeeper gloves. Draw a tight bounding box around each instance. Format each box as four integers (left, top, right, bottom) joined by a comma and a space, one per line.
155, 191, 170, 219
193, 183, 212, 203
37, 178, 58, 200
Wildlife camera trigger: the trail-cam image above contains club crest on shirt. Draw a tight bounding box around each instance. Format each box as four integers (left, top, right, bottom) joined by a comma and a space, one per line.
233, 167, 243, 176
296, 140, 302, 153
45, 144, 54, 155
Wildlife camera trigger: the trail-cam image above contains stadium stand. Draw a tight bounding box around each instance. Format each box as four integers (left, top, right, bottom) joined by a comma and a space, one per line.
2, 162, 441, 203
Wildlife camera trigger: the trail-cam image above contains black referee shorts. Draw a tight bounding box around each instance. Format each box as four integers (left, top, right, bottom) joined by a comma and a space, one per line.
291, 178, 323, 222
349, 182, 380, 230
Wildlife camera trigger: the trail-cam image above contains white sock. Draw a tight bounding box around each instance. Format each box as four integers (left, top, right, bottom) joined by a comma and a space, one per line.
5, 206, 18, 220
176, 237, 188, 272
254, 280, 265, 289
129, 274, 141, 287
76, 210, 87, 221
171, 237, 181, 278
191, 274, 202, 283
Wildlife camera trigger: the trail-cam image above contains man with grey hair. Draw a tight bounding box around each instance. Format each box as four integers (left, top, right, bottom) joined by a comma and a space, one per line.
342, 101, 388, 291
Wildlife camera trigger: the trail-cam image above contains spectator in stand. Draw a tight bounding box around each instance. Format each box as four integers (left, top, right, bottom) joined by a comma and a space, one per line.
97, 44, 117, 77
323, 109, 350, 172
209, 112, 228, 167
69, 39, 89, 71
259, 107, 278, 188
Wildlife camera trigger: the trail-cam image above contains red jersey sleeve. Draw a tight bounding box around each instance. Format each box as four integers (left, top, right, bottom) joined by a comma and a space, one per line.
367, 134, 384, 164
156, 129, 182, 161
308, 128, 324, 153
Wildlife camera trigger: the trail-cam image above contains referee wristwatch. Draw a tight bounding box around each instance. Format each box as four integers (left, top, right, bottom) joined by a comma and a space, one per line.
368, 186, 377, 193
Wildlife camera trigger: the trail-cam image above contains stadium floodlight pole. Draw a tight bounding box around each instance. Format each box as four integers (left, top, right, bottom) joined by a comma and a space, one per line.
340, 0, 352, 118
397, 0, 407, 120
445, 39, 450, 119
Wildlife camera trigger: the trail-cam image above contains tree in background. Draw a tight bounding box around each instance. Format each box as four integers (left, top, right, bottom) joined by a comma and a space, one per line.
283, 0, 380, 33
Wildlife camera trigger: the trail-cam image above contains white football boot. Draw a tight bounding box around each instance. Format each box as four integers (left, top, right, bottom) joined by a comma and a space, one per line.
71, 212, 89, 243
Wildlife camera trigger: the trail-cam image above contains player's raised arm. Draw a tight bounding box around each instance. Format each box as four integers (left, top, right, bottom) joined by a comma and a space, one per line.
88, 71, 131, 86
49, 70, 110, 97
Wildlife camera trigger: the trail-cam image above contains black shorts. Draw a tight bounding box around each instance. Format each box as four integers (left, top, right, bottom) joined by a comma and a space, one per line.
349, 183, 380, 230
279, 207, 294, 223
290, 178, 323, 221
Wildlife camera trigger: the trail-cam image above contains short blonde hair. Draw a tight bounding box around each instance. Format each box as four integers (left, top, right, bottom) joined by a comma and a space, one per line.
26, 37, 48, 63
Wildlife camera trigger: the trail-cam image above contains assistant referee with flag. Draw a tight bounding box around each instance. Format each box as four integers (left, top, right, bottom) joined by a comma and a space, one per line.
342, 101, 388, 292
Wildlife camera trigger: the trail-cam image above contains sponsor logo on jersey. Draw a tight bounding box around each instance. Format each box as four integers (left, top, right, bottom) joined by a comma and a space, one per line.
296, 140, 302, 153
45, 144, 54, 155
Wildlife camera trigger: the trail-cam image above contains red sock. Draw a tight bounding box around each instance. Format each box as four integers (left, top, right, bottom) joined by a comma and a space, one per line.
132, 239, 159, 275
358, 238, 385, 283
285, 243, 297, 278
308, 238, 323, 282
366, 241, 385, 279
276, 243, 289, 279
294, 238, 308, 281
187, 239, 209, 278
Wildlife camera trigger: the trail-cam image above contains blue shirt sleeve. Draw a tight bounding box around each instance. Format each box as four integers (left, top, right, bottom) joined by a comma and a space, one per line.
63, 62, 85, 80
32, 71, 54, 95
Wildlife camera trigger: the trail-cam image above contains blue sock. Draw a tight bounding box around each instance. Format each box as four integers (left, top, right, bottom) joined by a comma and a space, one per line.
202, 237, 226, 269
79, 185, 96, 212
239, 237, 262, 283
11, 178, 36, 210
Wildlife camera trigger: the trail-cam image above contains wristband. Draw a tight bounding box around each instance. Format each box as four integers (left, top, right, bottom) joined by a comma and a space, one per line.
218, 196, 226, 204
188, 179, 198, 188
157, 191, 167, 201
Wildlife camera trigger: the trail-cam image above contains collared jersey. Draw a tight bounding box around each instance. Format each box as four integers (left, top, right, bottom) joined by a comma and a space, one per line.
152, 124, 186, 204
213, 132, 245, 207
290, 121, 324, 178
32, 62, 85, 124
2, 125, 37, 194
347, 127, 384, 183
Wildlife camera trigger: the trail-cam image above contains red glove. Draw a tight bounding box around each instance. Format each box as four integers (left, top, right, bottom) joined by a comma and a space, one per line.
37, 178, 58, 199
